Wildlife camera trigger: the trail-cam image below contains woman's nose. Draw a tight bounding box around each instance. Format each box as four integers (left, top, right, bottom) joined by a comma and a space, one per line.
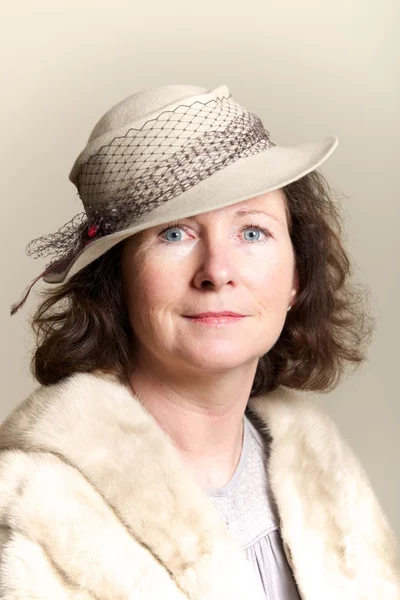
192, 241, 238, 291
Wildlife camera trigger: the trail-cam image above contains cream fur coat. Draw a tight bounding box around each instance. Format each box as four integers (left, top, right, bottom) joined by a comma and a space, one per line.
0, 371, 399, 600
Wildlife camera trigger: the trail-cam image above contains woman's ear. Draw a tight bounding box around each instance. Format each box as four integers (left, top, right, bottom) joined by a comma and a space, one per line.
290, 267, 299, 308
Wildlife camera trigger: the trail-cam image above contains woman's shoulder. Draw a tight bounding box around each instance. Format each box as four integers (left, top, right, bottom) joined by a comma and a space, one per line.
0, 370, 126, 446
248, 385, 346, 453
0, 373, 112, 516
0, 371, 124, 508
0, 371, 143, 599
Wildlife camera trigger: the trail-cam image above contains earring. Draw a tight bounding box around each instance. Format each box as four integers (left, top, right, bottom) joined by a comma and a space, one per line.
287, 305, 292, 311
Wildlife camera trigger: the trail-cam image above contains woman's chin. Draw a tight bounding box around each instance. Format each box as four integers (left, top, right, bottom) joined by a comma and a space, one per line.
175, 345, 261, 373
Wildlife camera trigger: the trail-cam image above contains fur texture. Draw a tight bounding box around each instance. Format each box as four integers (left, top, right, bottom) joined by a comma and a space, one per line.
0, 371, 399, 599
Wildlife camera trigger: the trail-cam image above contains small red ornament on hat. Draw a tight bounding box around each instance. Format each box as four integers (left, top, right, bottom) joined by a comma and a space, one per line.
87, 224, 99, 238
83, 222, 101, 246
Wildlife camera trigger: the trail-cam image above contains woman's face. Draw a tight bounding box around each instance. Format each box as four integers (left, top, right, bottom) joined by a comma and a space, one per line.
121, 189, 298, 375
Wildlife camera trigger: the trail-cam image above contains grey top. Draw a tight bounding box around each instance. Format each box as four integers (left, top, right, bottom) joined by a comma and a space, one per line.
206, 411, 301, 600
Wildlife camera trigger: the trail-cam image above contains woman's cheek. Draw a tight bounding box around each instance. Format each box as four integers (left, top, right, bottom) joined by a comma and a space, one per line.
139, 265, 177, 307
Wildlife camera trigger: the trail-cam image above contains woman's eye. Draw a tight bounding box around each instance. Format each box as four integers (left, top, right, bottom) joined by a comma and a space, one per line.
243, 227, 265, 242
157, 222, 187, 243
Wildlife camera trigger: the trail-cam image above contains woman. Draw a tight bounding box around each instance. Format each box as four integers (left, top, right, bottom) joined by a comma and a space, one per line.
2, 84, 400, 599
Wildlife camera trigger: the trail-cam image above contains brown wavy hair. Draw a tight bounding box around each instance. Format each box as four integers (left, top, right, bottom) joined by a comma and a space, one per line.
29, 170, 375, 395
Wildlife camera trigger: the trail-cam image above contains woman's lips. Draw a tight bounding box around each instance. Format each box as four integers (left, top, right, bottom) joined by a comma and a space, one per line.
186, 312, 245, 317
185, 313, 246, 325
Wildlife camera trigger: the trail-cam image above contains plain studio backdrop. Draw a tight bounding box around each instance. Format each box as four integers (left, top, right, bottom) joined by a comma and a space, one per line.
0, 0, 399, 539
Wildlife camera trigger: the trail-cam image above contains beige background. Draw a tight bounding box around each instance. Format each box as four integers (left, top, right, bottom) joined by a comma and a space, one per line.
1, 0, 399, 539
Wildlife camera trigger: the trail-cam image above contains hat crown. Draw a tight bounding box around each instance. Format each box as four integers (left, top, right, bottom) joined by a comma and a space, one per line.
70, 84, 231, 186
87, 84, 213, 145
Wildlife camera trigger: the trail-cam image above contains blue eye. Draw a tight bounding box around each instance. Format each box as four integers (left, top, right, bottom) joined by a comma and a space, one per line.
157, 222, 186, 243
243, 228, 262, 242
164, 227, 184, 243
241, 223, 271, 242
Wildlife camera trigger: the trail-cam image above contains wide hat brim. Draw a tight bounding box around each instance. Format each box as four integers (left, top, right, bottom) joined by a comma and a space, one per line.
44, 134, 338, 284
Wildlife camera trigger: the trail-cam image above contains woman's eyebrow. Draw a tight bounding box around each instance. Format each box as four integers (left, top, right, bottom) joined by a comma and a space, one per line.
233, 208, 281, 222
233, 208, 286, 227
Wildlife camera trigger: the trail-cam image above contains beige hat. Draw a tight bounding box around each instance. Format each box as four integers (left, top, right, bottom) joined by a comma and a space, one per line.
11, 83, 338, 314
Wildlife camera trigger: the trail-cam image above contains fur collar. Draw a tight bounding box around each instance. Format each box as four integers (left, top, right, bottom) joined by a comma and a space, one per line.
1, 370, 399, 599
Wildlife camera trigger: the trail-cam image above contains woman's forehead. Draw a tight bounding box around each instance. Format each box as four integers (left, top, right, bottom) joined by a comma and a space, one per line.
181, 188, 288, 225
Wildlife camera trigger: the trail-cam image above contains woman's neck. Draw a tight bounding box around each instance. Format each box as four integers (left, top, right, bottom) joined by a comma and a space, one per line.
128, 358, 255, 487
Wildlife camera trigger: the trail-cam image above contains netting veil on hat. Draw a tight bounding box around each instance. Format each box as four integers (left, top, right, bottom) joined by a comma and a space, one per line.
11, 83, 338, 315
